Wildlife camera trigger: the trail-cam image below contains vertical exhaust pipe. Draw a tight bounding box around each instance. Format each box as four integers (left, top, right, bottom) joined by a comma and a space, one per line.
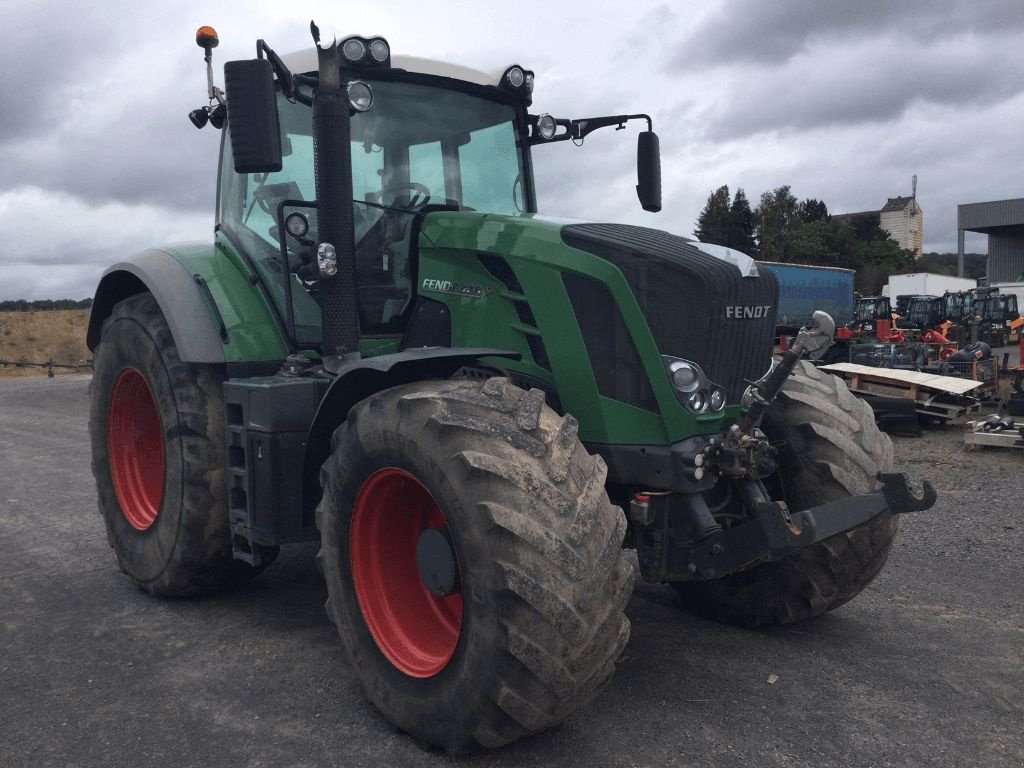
311, 25, 360, 359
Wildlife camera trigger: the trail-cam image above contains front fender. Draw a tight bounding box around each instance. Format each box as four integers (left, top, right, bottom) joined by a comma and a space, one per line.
302, 347, 519, 515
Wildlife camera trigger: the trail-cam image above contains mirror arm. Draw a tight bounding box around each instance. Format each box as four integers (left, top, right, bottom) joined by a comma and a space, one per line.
257, 39, 295, 101
527, 113, 654, 145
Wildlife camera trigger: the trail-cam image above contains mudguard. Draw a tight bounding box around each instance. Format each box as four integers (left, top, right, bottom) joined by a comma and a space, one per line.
302, 347, 519, 514
87, 245, 289, 364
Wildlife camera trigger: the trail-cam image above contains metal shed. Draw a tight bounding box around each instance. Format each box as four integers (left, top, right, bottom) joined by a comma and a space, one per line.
957, 198, 1024, 281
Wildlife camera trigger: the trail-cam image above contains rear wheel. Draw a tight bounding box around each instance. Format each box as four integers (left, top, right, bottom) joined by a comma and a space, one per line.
316, 378, 634, 752
90, 293, 275, 595
673, 360, 898, 627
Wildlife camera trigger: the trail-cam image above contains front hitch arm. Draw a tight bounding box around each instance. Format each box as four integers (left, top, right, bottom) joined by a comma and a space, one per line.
739, 310, 835, 434
646, 473, 937, 582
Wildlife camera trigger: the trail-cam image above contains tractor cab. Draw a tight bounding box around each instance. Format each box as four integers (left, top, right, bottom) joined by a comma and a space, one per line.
902, 295, 944, 332
942, 290, 973, 323
847, 295, 892, 336
974, 292, 1020, 346
208, 35, 661, 354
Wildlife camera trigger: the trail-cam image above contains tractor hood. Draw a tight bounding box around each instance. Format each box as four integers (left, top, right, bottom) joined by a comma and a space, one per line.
416, 211, 779, 410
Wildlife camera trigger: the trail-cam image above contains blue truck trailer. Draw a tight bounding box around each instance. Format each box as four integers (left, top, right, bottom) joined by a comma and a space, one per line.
759, 262, 856, 332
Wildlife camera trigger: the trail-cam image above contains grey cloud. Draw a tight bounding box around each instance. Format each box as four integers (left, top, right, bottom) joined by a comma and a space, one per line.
0, 51, 221, 214
698, 34, 1024, 140
670, 0, 1024, 69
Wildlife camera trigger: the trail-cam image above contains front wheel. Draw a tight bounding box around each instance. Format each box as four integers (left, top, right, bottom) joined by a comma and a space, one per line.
673, 360, 899, 627
316, 378, 634, 752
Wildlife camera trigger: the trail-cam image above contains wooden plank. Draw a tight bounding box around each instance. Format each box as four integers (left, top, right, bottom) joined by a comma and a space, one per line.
821, 363, 984, 395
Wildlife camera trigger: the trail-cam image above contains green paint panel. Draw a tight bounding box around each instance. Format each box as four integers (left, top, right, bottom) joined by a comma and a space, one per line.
418, 212, 741, 446
166, 241, 290, 362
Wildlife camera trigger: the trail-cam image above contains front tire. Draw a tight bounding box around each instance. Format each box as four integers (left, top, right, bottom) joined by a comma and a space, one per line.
673, 360, 899, 627
90, 293, 274, 596
316, 378, 634, 752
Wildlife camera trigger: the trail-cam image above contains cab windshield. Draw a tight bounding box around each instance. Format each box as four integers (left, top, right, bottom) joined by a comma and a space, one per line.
219, 78, 528, 344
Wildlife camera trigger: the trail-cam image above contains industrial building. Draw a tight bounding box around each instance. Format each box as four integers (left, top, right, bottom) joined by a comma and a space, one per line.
835, 195, 924, 259
957, 197, 1024, 282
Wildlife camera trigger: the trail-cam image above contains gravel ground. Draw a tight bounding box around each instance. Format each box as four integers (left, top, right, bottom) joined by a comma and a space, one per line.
1, 375, 1021, 768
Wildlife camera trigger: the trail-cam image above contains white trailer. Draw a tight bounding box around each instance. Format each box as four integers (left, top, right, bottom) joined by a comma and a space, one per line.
884, 272, 976, 299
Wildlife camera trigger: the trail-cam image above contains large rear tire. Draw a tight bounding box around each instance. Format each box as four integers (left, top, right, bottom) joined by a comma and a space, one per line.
316, 377, 634, 753
90, 293, 275, 596
673, 360, 898, 627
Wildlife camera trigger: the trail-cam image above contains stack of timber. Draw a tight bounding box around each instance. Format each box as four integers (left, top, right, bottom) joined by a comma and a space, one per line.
820, 362, 982, 426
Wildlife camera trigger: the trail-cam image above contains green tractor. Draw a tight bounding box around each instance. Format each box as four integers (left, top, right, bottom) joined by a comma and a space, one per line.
87, 24, 935, 752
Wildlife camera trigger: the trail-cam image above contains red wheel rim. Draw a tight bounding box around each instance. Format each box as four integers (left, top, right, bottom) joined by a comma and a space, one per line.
108, 368, 165, 531
351, 468, 463, 678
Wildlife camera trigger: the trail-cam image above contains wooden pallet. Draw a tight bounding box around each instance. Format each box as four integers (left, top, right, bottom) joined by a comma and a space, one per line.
964, 420, 1024, 450
820, 362, 982, 423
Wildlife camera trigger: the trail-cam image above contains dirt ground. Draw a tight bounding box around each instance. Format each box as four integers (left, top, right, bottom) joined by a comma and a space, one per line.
0, 310, 92, 378
0, 374, 1021, 768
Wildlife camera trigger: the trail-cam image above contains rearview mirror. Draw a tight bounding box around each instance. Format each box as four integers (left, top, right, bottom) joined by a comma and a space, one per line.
224, 58, 282, 174
636, 131, 662, 213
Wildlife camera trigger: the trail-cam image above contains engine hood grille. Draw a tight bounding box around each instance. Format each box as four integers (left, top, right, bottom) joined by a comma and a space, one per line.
561, 223, 778, 404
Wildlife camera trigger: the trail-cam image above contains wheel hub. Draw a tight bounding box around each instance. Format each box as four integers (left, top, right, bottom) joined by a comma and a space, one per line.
416, 527, 459, 597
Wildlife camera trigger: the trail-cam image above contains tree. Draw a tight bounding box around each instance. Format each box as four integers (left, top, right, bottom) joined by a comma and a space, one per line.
853, 239, 915, 293
797, 198, 829, 223
789, 217, 858, 268
728, 188, 757, 256
694, 185, 733, 247
754, 186, 799, 262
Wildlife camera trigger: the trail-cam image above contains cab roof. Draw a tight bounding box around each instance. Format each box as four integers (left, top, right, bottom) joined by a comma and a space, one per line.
280, 49, 503, 88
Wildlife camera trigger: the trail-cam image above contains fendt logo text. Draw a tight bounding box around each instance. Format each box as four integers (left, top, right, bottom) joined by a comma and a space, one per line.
725, 305, 772, 319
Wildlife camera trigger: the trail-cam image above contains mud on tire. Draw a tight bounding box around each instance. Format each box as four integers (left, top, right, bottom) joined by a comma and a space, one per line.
316, 377, 635, 753
90, 293, 275, 596
673, 360, 899, 627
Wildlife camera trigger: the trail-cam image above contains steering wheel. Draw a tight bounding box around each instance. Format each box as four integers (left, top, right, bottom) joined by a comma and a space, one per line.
379, 182, 431, 209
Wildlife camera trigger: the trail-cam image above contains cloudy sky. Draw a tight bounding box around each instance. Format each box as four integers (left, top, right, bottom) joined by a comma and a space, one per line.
1, 0, 1021, 300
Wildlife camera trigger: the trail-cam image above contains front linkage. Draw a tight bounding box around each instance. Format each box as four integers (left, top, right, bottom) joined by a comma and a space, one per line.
631, 312, 937, 583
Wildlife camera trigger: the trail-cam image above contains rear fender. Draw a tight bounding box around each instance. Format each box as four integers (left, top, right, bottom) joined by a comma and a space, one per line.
87, 246, 288, 363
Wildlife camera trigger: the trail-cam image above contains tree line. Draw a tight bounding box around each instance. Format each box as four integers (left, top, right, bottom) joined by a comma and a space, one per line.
693, 185, 916, 293
0, 299, 93, 311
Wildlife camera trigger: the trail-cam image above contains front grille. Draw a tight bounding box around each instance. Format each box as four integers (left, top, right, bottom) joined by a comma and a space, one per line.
562, 224, 778, 404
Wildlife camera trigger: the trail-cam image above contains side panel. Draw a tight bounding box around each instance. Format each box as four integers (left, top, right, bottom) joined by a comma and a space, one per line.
87, 244, 290, 363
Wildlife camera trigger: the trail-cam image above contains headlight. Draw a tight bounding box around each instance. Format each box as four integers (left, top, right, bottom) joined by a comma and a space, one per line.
339, 36, 391, 69
688, 390, 708, 413
536, 114, 557, 140
318, 242, 338, 278
285, 212, 309, 238
341, 38, 366, 62
709, 388, 726, 411
347, 81, 374, 112
368, 38, 389, 62
668, 360, 699, 392
506, 66, 525, 88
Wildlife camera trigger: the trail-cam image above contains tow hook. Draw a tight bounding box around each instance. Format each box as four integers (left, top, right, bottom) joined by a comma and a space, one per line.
879, 473, 937, 514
